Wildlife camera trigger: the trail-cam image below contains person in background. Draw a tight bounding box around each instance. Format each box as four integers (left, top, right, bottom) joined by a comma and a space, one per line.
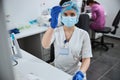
42, 1, 92, 80
87, 0, 105, 30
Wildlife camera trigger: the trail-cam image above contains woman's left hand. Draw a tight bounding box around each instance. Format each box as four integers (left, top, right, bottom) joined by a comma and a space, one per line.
72, 71, 84, 80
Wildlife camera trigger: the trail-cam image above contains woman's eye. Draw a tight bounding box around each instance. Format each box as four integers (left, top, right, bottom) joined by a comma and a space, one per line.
70, 13, 75, 16
63, 13, 76, 16
64, 13, 68, 16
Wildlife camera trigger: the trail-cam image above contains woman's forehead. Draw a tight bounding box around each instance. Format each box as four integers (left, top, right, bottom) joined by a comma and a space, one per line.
64, 10, 76, 14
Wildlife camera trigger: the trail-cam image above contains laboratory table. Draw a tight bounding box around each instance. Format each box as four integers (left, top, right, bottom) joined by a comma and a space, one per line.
14, 49, 72, 80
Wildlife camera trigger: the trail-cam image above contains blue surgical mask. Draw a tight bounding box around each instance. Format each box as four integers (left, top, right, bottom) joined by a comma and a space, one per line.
61, 16, 78, 27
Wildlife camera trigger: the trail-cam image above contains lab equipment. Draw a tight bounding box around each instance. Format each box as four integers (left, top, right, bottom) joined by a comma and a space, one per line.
9, 33, 22, 66
18, 25, 31, 31
50, 6, 62, 29
72, 71, 84, 80
37, 15, 51, 27
29, 19, 37, 24
9, 28, 20, 34
10, 33, 22, 59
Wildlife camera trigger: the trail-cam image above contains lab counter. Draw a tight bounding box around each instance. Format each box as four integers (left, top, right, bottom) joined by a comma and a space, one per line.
14, 49, 72, 80
15, 25, 51, 62
15, 25, 48, 39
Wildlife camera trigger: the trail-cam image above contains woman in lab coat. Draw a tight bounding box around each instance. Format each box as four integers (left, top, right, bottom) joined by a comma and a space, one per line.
42, 1, 92, 80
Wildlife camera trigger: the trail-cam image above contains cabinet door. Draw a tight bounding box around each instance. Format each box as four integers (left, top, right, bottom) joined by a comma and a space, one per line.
17, 32, 51, 62
18, 34, 42, 58
40, 32, 51, 62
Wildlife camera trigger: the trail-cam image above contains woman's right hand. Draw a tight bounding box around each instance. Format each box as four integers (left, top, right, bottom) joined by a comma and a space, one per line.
50, 6, 62, 29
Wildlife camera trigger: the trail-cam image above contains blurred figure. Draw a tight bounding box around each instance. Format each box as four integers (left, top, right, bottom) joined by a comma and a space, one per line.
87, 0, 105, 30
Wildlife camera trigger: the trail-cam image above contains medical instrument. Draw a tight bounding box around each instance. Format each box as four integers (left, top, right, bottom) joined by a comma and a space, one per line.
29, 19, 37, 24
9, 28, 20, 34
10, 33, 22, 66
10, 33, 22, 58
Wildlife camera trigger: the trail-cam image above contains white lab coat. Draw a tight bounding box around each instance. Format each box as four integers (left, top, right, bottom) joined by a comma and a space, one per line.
50, 26, 92, 79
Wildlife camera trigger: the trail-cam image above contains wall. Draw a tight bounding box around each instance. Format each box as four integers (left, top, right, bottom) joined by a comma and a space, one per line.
97, 0, 120, 38
3, 0, 60, 30
3, 0, 120, 38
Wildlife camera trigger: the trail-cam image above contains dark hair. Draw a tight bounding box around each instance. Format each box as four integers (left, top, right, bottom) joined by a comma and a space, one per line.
59, 0, 71, 6
87, 0, 100, 5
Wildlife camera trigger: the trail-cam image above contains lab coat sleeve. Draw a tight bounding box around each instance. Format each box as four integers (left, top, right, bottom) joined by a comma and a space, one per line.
81, 32, 93, 58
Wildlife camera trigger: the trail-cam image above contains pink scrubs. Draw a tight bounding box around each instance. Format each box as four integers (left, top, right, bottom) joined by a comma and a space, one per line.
90, 4, 105, 30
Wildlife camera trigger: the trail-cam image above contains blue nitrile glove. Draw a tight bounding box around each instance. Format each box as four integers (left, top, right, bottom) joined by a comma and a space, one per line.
9, 28, 20, 34
50, 6, 62, 29
72, 71, 84, 80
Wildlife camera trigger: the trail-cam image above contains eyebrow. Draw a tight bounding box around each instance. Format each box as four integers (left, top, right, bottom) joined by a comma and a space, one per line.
64, 12, 76, 15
